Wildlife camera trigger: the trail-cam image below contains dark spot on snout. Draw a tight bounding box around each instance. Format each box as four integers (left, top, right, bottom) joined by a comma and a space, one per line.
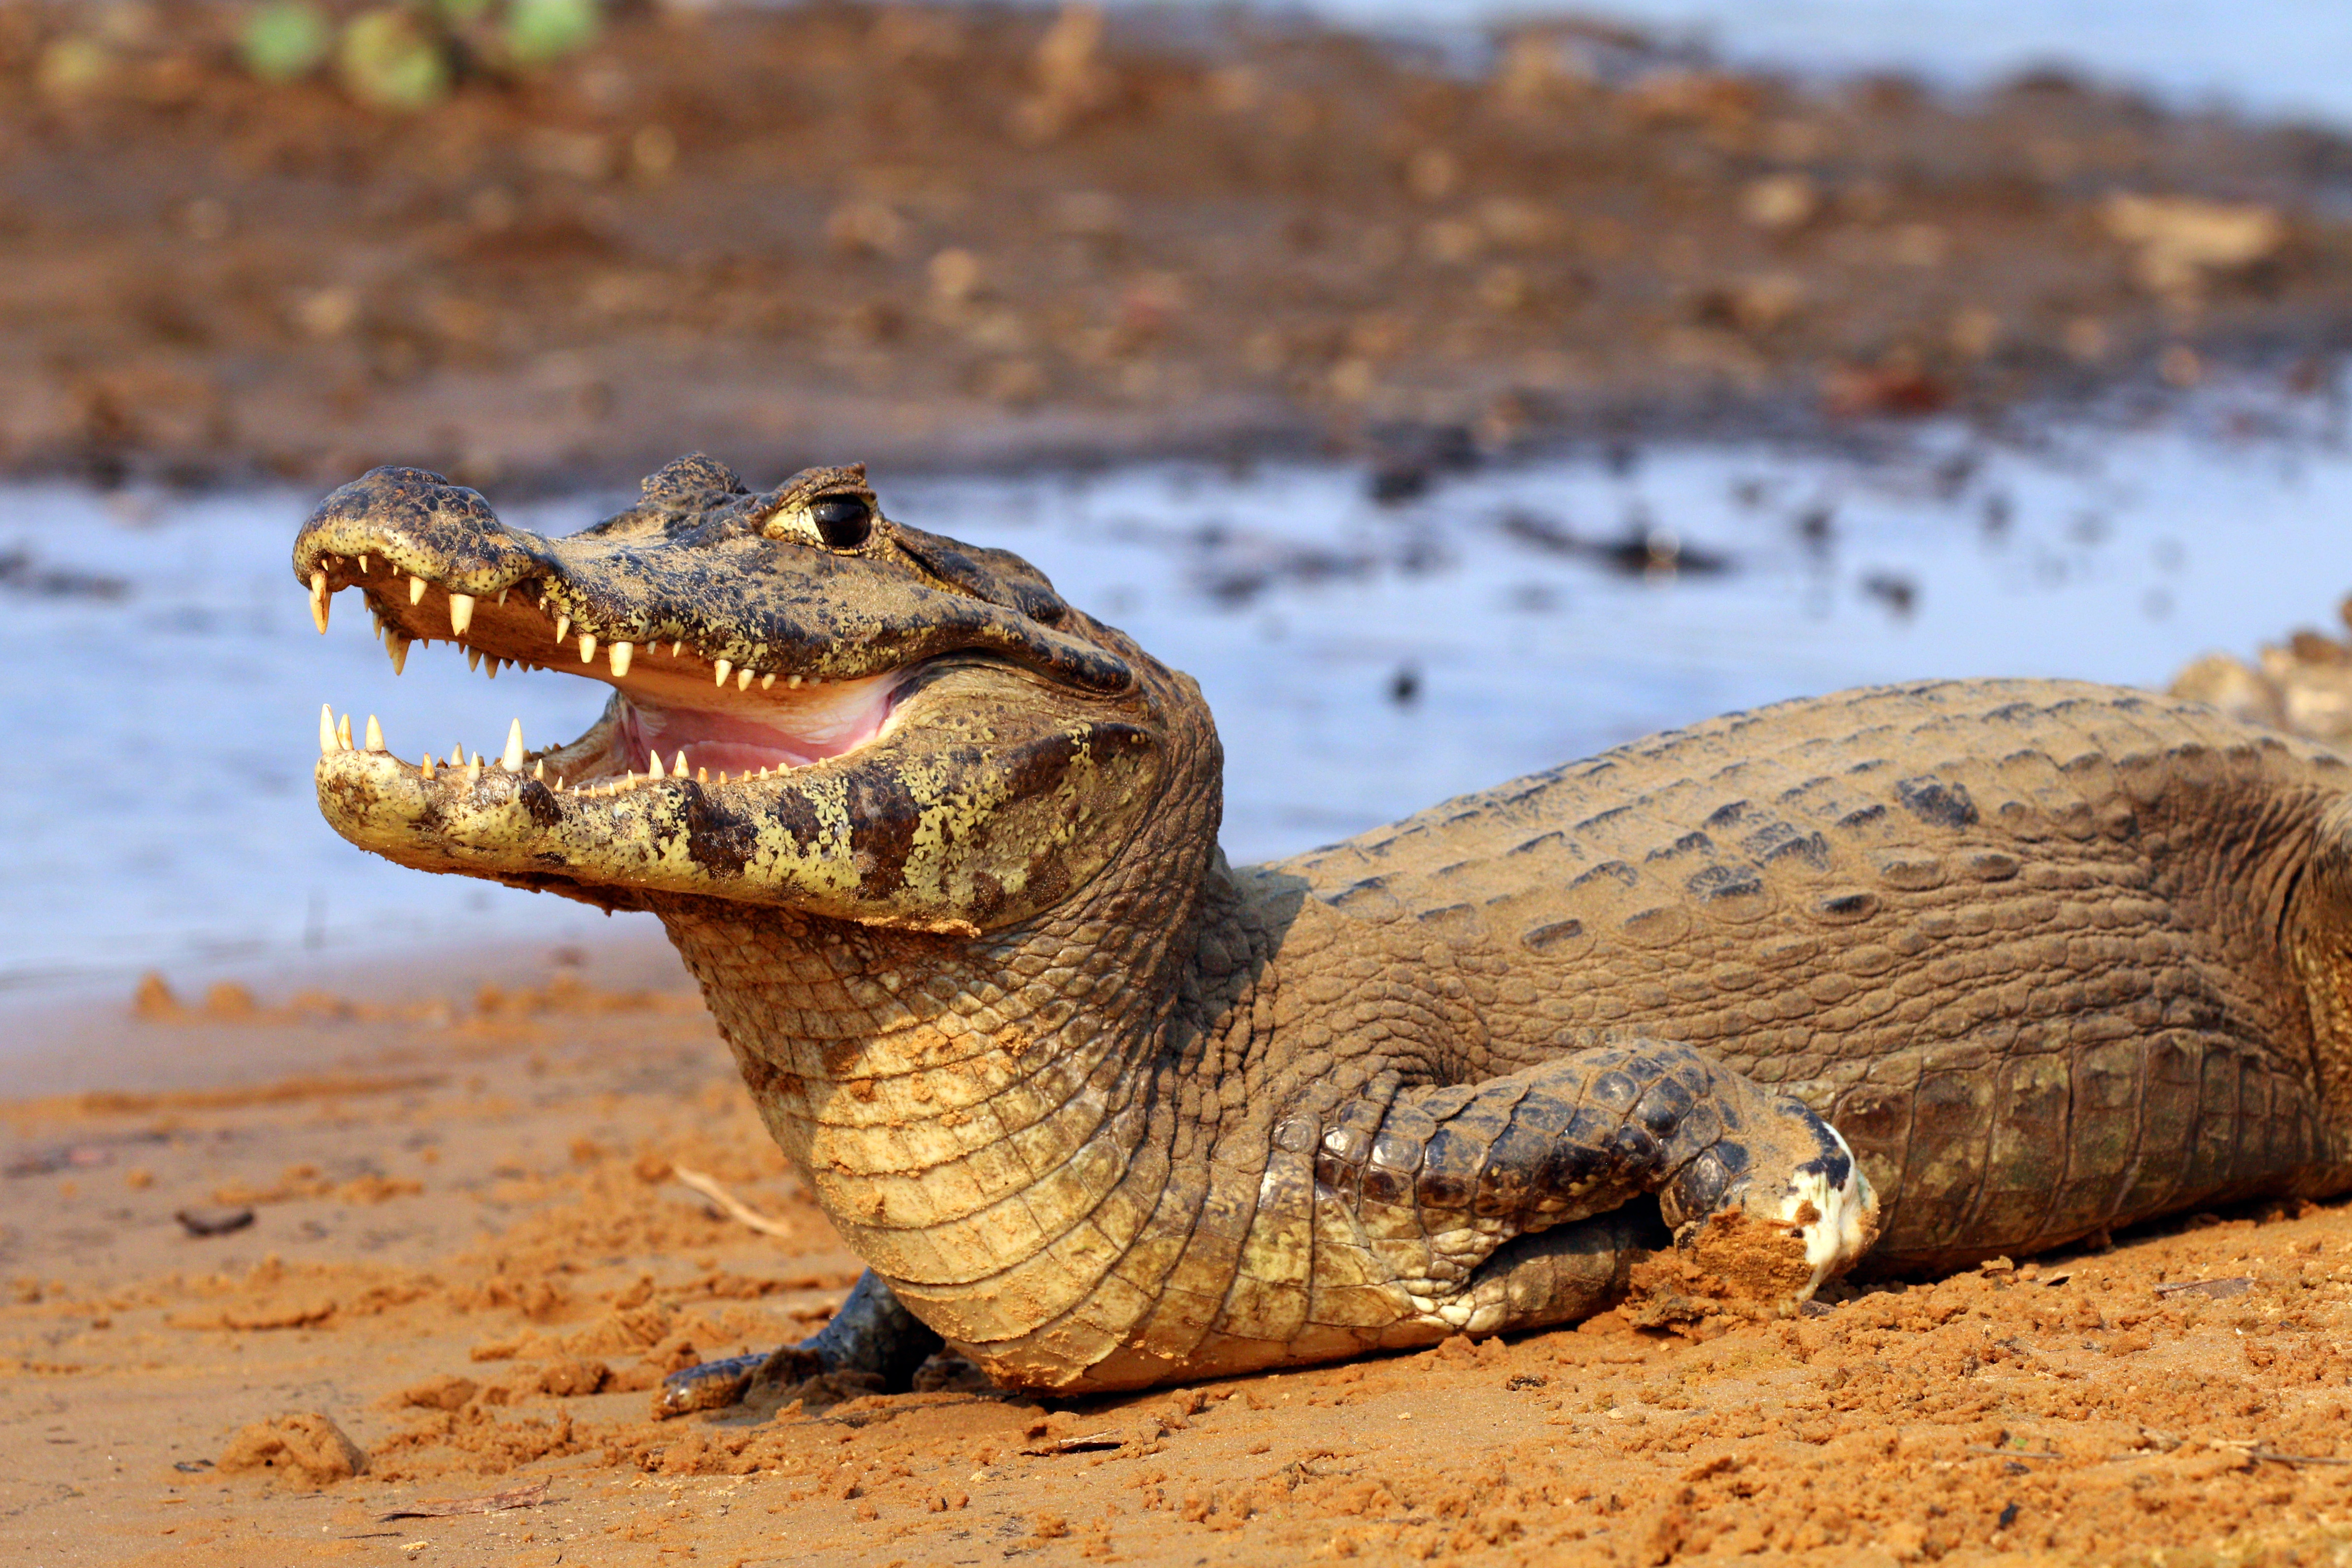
682, 783, 756, 876
848, 770, 923, 898
1895, 775, 1979, 830
518, 778, 562, 828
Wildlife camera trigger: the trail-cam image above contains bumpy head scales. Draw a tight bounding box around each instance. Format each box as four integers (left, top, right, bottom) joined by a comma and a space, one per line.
294, 456, 1181, 933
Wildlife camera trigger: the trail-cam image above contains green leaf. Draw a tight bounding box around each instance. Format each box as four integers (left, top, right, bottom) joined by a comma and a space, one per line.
502, 0, 600, 66
337, 8, 451, 110
240, 0, 332, 82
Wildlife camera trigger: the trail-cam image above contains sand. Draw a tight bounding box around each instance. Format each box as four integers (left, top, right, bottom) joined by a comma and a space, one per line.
8, 940, 2352, 1567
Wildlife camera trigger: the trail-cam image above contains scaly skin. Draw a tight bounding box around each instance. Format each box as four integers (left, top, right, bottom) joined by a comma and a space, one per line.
295, 458, 2352, 1396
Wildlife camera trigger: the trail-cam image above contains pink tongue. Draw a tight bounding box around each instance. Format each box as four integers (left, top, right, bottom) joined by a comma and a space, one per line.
615, 687, 894, 775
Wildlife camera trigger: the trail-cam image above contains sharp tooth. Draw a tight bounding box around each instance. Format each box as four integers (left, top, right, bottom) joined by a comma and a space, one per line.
421, 755, 435, 778
673, 751, 688, 777
533, 759, 545, 781
648, 752, 665, 780
365, 714, 384, 751
670, 641, 683, 658
497, 589, 508, 606
310, 570, 329, 634
610, 641, 633, 678
358, 555, 370, 573
452, 743, 466, 765
580, 632, 597, 663
761, 673, 775, 690
386, 631, 409, 676
714, 659, 732, 688
501, 719, 525, 771
466, 756, 482, 783
466, 647, 482, 673
318, 703, 337, 757
737, 668, 753, 692
409, 574, 427, 605
449, 592, 475, 636
555, 614, 571, 644
337, 713, 353, 751
554, 773, 565, 790
696, 766, 709, 783
486, 659, 500, 679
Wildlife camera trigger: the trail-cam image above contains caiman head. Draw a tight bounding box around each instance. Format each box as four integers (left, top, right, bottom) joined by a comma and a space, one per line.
291, 454, 1198, 936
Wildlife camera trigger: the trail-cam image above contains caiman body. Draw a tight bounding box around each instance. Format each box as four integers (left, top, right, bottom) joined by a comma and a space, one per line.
295, 457, 2352, 1397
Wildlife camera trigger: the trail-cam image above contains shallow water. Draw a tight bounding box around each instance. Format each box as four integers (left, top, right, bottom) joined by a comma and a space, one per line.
5, 396, 2352, 996
1213, 0, 2352, 128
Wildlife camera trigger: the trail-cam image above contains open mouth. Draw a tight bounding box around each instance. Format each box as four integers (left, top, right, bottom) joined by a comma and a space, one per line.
305, 551, 910, 791
290, 461, 1160, 929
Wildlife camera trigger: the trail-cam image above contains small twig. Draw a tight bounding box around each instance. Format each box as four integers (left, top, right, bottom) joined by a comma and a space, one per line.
1021, 1431, 1126, 1455
672, 1163, 795, 1238
379, 1477, 552, 1521
2204, 1437, 2352, 1468
1966, 1445, 2061, 1461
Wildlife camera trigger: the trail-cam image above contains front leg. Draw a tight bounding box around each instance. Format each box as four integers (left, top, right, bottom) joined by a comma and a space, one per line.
655, 1270, 943, 1418
1319, 1038, 1880, 1334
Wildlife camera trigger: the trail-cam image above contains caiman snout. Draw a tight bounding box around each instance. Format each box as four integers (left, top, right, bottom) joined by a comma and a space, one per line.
293, 457, 1178, 932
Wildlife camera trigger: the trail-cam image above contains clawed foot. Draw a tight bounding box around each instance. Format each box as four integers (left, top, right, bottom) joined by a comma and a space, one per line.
654, 1269, 944, 1419
1657, 1094, 1879, 1307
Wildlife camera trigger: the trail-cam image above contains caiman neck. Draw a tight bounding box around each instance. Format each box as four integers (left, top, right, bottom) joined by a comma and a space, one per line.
643, 740, 1238, 1381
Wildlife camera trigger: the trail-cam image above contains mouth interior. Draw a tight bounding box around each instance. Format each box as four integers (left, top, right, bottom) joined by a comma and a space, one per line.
308, 552, 907, 789
597, 677, 901, 781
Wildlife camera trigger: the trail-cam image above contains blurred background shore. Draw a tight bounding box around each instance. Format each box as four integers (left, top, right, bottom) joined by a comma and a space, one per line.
5, 0, 2352, 489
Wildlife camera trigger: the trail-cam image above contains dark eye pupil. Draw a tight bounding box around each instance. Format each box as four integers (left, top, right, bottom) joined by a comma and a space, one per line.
809, 495, 872, 549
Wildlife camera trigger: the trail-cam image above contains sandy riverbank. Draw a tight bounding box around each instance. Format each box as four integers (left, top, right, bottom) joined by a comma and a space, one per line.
7, 939, 2352, 1566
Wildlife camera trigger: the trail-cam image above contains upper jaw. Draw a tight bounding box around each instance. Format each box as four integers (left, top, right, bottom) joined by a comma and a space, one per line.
291, 464, 1135, 699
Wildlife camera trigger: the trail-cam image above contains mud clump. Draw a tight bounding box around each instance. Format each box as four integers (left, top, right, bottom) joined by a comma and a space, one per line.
392, 1374, 479, 1412
217, 1412, 370, 1485
1621, 1210, 1819, 1328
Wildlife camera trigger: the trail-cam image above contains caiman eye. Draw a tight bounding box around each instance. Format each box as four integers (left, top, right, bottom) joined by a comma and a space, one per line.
808, 494, 874, 550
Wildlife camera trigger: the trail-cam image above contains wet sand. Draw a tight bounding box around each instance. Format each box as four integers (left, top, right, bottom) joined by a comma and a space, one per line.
10, 944, 2352, 1566
4, 1, 2352, 491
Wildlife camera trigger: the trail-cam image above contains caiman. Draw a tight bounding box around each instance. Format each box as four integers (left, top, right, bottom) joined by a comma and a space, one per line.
293, 456, 2352, 1407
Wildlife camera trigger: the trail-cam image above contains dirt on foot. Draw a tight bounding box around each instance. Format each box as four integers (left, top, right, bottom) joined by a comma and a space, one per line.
6, 0, 2352, 491
10, 948, 2352, 1566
